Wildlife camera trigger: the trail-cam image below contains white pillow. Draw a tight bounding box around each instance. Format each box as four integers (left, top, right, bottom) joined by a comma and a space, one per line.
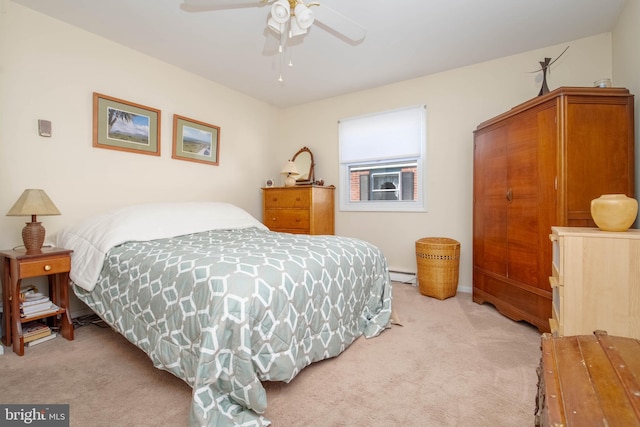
56, 202, 267, 291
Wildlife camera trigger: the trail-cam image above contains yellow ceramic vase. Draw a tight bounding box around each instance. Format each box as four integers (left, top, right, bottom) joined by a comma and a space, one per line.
590, 194, 638, 232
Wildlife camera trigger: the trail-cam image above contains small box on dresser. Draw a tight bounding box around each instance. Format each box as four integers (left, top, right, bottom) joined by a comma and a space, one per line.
549, 226, 640, 339
262, 185, 335, 235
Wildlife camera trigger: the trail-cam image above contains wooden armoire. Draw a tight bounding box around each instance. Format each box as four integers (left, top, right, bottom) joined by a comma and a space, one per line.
473, 87, 635, 332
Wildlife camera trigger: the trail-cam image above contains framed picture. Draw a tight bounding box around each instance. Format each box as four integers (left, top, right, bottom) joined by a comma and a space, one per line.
92, 92, 160, 156
172, 115, 220, 166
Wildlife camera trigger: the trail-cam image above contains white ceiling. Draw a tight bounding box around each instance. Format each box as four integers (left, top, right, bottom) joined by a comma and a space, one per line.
12, 0, 626, 108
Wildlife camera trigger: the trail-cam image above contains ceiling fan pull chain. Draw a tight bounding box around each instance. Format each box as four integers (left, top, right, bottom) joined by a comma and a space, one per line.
277, 21, 288, 82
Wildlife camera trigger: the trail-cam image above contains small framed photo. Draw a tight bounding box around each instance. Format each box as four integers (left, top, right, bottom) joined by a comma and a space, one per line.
93, 92, 160, 156
265, 178, 275, 187
172, 114, 220, 166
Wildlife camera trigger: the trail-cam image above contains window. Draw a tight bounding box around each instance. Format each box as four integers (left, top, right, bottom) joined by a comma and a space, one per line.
339, 105, 426, 212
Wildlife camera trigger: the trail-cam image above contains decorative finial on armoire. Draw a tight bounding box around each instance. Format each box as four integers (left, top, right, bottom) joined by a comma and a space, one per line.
532, 46, 569, 96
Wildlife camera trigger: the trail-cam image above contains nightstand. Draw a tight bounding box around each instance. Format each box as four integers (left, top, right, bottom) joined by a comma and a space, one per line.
0, 247, 74, 355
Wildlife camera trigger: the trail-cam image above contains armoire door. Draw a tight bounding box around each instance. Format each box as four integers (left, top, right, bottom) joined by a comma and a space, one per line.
473, 104, 556, 331
473, 125, 507, 281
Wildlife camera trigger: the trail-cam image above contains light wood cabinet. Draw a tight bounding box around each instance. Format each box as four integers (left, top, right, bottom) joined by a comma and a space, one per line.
549, 227, 640, 339
473, 87, 635, 332
262, 185, 335, 235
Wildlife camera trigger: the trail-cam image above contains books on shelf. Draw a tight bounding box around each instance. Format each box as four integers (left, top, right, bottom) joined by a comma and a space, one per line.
20, 285, 45, 302
18, 285, 60, 318
26, 332, 57, 347
21, 301, 60, 318
22, 320, 52, 343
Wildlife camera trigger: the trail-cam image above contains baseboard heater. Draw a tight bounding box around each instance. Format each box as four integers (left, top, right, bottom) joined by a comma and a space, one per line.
389, 270, 417, 285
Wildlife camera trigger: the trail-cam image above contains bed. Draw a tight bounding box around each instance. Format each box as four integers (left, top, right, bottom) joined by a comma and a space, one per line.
55, 202, 392, 426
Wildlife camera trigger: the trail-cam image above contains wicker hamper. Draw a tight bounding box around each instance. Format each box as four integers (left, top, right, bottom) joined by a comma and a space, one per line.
415, 237, 460, 300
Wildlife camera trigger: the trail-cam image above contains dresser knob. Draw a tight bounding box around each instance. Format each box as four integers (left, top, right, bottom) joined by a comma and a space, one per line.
272, 218, 277, 221
44, 265, 52, 271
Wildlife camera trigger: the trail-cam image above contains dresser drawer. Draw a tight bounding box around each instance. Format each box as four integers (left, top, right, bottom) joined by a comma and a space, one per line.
264, 209, 310, 230
264, 189, 310, 209
262, 185, 334, 235
19, 256, 71, 278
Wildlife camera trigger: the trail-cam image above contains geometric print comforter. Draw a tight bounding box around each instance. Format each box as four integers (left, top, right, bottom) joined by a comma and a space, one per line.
73, 226, 393, 426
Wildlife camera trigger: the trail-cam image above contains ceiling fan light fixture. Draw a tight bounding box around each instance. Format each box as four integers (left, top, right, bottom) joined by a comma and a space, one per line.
267, 16, 286, 34
294, 3, 314, 29
270, 0, 291, 24
289, 18, 308, 37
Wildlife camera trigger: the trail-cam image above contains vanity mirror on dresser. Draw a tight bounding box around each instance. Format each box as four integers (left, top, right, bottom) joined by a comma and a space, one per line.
291, 146, 315, 185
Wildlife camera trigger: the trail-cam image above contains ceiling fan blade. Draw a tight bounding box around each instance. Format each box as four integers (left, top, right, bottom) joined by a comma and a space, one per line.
180, 0, 267, 12
312, 4, 366, 43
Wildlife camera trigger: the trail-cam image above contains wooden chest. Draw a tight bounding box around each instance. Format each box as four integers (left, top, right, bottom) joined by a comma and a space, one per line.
262, 185, 334, 235
535, 331, 640, 427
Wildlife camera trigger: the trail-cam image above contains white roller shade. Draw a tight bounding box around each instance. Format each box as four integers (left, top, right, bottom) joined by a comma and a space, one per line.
339, 105, 425, 163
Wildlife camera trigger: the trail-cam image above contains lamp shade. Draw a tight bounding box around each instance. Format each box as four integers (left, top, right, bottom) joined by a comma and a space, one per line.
6, 189, 60, 253
281, 160, 299, 176
6, 189, 61, 217
281, 160, 299, 187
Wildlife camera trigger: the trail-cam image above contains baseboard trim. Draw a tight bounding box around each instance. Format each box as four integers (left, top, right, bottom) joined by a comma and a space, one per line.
389, 270, 416, 284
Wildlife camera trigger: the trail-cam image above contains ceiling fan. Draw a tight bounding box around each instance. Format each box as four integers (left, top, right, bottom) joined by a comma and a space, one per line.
180, 0, 367, 44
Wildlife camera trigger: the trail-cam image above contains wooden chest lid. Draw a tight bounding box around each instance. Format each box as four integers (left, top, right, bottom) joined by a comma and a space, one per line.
538, 331, 640, 427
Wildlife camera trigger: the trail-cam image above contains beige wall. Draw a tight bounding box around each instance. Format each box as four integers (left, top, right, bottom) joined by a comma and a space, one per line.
1, 1, 634, 311
612, 0, 640, 202
0, 3, 280, 247
278, 33, 615, 292
0, 4, 280, 313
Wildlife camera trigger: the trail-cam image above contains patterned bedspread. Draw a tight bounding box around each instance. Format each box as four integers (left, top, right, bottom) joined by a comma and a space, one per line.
73, 226, 392, 426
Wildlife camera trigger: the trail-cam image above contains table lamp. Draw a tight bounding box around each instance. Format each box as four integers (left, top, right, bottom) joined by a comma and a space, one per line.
6, 189, 61, 253
281, 160, 299, 187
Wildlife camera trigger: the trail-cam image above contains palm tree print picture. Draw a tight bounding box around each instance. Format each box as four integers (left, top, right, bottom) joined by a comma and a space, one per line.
107, 108, 149, 145
92, 92, 161, 156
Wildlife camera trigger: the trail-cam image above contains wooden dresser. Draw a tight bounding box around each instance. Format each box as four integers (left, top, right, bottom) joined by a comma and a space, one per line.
473, 87, 635, 332
536, 331, 640, 427
549, 226, 640, 339
262, 185, 335, 235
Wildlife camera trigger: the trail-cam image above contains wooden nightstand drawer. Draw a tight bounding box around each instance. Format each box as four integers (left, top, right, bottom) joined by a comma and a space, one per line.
264, 189, 310, 208
264, 209, 309, 230
18, 256, 70, 279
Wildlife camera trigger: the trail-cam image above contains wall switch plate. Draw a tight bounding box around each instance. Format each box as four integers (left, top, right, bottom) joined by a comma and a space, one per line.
38, 119, 51, 137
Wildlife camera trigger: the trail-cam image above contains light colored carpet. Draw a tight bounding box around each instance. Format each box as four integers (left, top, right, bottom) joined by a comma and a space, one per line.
0, 283, 542, 426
